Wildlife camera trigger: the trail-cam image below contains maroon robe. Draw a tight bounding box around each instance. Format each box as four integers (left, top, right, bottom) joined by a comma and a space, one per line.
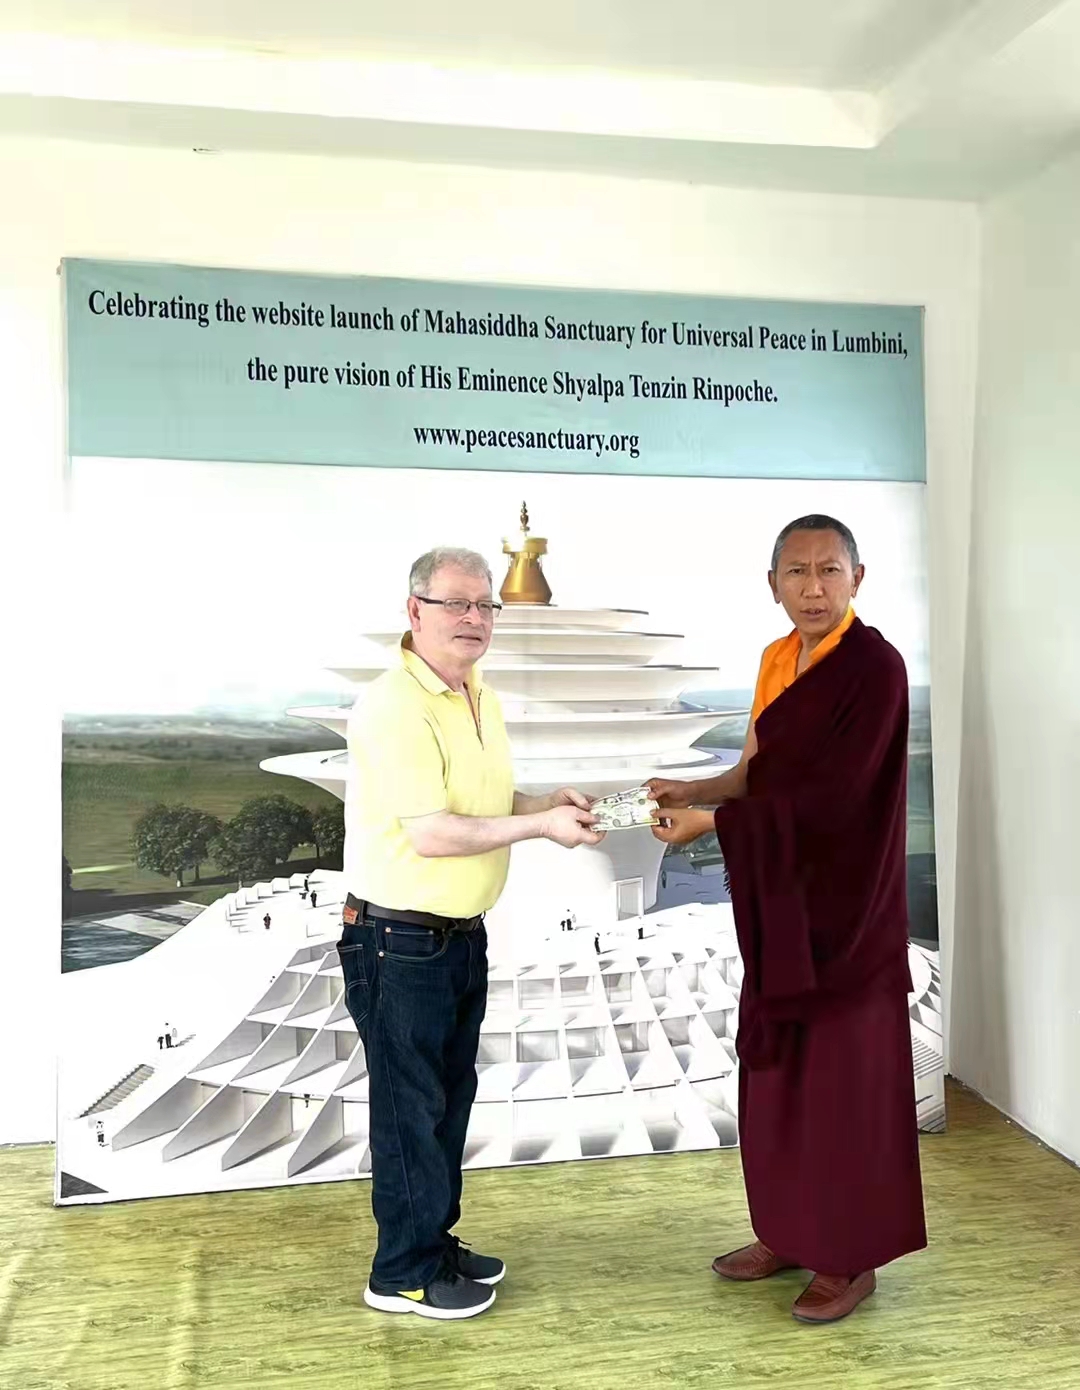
714, 618, 927, 1275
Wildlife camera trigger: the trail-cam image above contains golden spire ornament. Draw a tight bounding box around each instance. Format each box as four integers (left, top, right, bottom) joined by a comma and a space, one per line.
500, 502, 552, 605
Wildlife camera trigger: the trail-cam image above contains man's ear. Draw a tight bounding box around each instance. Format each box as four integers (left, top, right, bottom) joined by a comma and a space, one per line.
852, 564, 866, 597
768, 570, 781, 604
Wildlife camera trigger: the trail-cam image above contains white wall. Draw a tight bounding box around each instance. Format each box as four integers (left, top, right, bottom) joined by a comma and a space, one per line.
0, 135, 979, 1144
950, 148, 1080, 1164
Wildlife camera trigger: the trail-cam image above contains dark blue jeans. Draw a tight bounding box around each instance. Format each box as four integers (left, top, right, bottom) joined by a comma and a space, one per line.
337, 910, 488, 1291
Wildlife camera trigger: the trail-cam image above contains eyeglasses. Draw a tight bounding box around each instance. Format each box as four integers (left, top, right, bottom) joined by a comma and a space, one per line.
412, 596, 502, 619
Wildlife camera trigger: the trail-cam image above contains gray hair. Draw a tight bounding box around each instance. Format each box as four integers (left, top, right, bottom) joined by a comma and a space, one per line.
409, 546, 493, 597
770, 515, 860, 572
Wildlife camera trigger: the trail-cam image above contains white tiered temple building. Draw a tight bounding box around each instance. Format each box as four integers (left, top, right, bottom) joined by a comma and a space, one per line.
55, 513, 944, 1205
262, 517, 737, 956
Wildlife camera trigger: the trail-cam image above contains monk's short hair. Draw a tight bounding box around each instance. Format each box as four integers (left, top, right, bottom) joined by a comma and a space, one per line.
771, 515, 860, 572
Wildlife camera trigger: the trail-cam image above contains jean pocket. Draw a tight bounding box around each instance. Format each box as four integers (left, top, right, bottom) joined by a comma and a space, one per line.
343, 976, 369, 1031
337, 938, 368, 989
382, 925, 450, 963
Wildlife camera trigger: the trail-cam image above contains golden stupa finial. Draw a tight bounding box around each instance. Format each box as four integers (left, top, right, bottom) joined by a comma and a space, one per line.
500, 500, 552, 605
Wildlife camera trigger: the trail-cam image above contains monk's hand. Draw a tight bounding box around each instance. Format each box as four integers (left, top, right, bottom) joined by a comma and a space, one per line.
646, 778, 696, 810
651, 807, 714, 846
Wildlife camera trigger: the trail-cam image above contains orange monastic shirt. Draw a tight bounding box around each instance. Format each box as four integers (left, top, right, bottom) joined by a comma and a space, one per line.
750, 606, 856, 725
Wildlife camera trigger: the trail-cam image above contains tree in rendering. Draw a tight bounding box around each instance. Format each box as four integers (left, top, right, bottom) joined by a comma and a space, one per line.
132, 804, 223, 888
310, 803, 346, 868
210, 795, 314, 887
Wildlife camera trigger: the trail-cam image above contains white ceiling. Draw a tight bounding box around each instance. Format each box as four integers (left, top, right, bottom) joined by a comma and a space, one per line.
0, 0, 986, 87
0, 0, 1077, 199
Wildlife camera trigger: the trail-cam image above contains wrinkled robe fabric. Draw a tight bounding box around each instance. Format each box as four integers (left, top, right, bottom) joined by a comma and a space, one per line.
714, 619, 927, 1275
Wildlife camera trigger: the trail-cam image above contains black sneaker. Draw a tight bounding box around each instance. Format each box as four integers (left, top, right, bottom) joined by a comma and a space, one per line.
445, 1234, 506, 1286
363, 1272, 495, 1320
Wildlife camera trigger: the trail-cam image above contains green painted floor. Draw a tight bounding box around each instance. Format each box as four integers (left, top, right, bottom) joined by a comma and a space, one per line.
2, 1086, 1079, 1390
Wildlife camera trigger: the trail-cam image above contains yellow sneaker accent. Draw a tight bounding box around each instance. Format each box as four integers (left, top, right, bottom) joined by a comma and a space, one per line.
400, 1289, 426, 1302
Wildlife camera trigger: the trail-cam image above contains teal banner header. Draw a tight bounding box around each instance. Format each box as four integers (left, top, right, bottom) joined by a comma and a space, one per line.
63, 258, 925, 482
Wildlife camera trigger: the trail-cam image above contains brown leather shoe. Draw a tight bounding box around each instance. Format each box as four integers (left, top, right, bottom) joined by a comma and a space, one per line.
712, 1240, 801, 1281
791, 1271, 876, 1323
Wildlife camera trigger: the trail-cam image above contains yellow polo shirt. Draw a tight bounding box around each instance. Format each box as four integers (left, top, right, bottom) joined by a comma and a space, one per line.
750, 606, 856, 724
343, 636, 515, 918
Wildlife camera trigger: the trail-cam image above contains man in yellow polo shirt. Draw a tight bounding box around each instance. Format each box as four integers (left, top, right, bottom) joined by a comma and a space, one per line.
339, 546, 602, 1321
649, 516, 925, 1325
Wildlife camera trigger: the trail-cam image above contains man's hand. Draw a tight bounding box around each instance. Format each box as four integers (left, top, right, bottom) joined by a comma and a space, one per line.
646, 778, 697, 810
513, 787, 594, 817
651, 807, 714, 847
547, 787, 593, 812
540, 803, 605, 848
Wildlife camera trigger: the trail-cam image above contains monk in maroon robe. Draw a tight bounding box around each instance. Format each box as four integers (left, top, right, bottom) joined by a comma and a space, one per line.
649, 515, 926, 1324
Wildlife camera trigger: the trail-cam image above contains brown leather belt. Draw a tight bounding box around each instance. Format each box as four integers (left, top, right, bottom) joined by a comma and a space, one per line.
344, 893, 483, 934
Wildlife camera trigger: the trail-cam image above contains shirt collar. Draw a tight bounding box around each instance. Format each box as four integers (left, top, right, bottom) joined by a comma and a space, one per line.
400, 633, 483, 696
